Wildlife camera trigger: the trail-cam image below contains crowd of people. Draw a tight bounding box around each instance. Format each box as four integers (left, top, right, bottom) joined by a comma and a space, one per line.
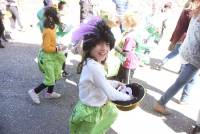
1, 0, 200, 133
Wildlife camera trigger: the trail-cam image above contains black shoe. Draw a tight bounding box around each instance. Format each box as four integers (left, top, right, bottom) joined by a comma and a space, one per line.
0, 43, 5, 48
192, 125, 200, 134
62, 71, 70, 77
5, 32, 12, 39
2, 34, 8, 42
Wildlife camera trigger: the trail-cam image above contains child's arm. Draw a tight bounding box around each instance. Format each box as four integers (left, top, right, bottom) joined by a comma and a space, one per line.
89, 63, 132, 101
114, 39, 126, 56
114, 45, 127, 57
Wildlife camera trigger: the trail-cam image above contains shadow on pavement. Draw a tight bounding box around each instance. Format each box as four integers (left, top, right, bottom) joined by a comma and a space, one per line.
140, 93, 195, 134
131, 77, 196, 134
162, 67, 180, 74
132, 77, 180, 104
0, 42, 76, 134
1, 42, 195, 134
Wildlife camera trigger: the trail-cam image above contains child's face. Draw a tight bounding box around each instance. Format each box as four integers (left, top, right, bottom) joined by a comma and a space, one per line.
90, 41, 110, 62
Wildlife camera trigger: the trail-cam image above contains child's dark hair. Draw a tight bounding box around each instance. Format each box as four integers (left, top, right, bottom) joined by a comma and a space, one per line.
77, 20, 115, 74
43, 7, 60, 29
43, 0, 48, 6
58, 1, 66, 10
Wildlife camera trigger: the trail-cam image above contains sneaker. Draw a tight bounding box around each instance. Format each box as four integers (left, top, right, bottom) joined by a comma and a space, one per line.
45, 92, 61, 99
153, 101, 171, 115
62, 71, 71, 77
0, 41, 4, 48
28, 89, 40, 104
5, 32, 12, 39
2, 35, 8, 42
156, 61, 164, 69
18, 27, 25, 32
0, 44, 4, 48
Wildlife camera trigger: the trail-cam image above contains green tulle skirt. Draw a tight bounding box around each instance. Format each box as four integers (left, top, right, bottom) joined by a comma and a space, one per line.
69, 101, 118, 134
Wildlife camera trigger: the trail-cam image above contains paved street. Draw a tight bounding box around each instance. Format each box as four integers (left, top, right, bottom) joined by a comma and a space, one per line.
0, 0, 200, 134
0, 28, 200, 134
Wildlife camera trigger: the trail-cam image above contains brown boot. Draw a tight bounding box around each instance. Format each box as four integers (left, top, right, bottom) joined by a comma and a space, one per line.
154, 101, 171, 115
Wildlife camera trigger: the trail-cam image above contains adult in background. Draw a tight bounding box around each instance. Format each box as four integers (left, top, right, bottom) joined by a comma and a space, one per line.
154, 4, 200, 115
79, 0, 99, 23
157, 0, 199, 70
6, 0, 23, 30
156, 0, 200, 105
112, 0, 129, 32
0, 0, 8, 43
0, 11, 5, 48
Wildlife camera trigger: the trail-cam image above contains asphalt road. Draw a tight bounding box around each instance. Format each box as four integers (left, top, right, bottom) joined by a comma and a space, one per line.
0, 36, 118, 134
0, 41, 76, 134
0, 36, 199, 134
0, 0, 200, 133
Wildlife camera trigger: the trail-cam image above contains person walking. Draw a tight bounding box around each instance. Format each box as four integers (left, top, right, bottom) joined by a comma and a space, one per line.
154, 4, 200, 115
6, 0, 23, 30
0, 11, 5, 48
112, 0, 129, 32
157, 0, 197, 71
28, 7, 66, 104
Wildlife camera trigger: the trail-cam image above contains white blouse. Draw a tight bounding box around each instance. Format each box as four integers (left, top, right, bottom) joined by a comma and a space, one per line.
78, 58, 132, 107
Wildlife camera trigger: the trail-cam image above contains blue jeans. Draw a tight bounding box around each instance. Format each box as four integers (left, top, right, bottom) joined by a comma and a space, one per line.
158, 63, 199, 105
181, 71, 199, 102
162, 43, 181, 64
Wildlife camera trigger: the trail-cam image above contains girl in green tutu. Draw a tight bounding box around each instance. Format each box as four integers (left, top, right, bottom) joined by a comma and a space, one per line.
69, 17, 133, 134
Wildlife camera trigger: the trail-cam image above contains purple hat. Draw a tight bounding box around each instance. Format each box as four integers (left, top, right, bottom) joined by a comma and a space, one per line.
71, 16, 102, 43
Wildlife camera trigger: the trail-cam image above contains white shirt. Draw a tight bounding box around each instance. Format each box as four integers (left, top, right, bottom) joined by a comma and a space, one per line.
79, 58, 132, 107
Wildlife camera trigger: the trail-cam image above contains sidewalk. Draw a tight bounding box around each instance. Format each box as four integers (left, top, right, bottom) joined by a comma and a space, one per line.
110, 63, 200, 134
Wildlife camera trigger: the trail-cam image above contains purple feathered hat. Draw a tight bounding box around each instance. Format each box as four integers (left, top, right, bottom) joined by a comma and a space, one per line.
71, 16, 115, 50
71, 16, 102, 42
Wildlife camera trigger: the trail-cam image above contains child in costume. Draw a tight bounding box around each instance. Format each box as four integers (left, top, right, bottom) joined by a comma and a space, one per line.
57, 0, 73, 77
69, 17, 133, 134
115, 12, 139, 84
28, 7, 66, 104
37, 0, 53, 33
37, 0, 71, 77
97, 3, 123, 78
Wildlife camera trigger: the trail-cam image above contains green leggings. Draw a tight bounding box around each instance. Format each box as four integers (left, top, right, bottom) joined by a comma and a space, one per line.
38, 50, 65, 86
